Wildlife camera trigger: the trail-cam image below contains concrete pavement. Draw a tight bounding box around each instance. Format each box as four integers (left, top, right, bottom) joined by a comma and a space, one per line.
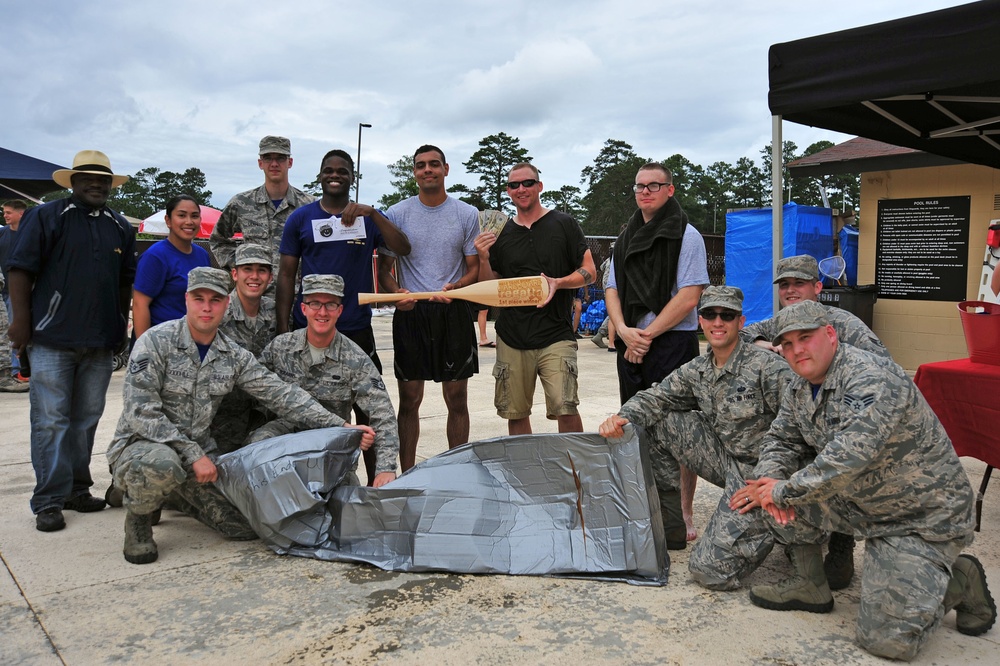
1, 316, 997, 665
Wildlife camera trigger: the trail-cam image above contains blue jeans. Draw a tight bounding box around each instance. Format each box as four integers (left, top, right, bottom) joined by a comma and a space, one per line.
28, 343, 114, 513
4, 294, 19, 375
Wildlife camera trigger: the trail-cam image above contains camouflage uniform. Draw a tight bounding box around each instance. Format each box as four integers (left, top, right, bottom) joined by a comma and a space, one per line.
742, 304, 890, 359
252, 329, 399, 475
620, 337, 792, 589
752, 342, 976, 660
209, 184, 314, 279
210, 292, 277, 453
107, 317, 345, 534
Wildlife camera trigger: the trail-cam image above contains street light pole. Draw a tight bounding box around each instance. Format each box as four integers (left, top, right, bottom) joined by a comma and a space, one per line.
356, 123, 372, 202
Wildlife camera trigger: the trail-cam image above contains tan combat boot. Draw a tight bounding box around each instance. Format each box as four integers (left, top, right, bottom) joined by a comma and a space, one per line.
944, 554, 997, 636
123, 511, 158, 565
749, 544, 834, 613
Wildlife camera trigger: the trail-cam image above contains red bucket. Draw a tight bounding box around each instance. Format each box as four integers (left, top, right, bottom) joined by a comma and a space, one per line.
958, 300, 1000, 365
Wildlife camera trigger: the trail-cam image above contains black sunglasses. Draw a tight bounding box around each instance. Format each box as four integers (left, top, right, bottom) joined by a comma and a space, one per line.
699, 309, 739, 322
506, 179, 538, 190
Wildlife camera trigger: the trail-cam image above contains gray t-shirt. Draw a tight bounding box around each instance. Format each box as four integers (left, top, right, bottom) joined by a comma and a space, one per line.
607, 223, 709, 331
383, 196, 479, 293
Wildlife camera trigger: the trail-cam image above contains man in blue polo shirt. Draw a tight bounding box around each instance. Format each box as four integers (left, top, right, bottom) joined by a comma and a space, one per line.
8, 150, 136, 532
277, 148, 410, 483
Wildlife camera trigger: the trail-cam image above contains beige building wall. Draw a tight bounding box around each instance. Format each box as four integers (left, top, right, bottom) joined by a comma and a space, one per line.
859, 164, 1000, 371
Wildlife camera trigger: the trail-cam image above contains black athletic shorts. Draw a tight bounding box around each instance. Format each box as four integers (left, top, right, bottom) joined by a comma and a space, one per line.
342, 326, 383, 374
392, 301, 478, 382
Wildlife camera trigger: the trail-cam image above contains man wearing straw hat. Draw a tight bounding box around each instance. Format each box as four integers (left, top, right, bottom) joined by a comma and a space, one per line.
8, 150, 136, 532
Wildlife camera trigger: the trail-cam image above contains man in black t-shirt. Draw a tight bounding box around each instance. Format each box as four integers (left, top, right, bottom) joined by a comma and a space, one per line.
474, 163, 596, 435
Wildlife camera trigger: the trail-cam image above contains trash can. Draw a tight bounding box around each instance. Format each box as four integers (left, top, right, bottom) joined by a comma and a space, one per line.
817, 285, 877, 329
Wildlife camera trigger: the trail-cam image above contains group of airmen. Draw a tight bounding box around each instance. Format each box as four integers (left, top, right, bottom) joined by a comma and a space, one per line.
4, 137, 996, 661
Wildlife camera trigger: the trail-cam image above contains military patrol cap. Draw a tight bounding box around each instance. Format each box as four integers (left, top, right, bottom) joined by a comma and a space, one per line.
699, 285, 743, 313
259, 136, 291, 156
187, 267, 232, 296
234, 243, 272, 267
771, 300, 830, 345
774, 254, 820, 283
301, 274, 345, 298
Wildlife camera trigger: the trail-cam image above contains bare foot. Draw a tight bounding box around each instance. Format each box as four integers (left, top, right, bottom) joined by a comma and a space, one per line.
685, 521, 697, 541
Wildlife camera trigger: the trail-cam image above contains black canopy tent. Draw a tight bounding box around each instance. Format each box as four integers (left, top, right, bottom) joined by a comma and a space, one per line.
0, 147, 66, 201
764, 0, 1000, 310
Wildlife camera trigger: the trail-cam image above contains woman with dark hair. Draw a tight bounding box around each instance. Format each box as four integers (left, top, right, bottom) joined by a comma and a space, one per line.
132, 195, 211, 338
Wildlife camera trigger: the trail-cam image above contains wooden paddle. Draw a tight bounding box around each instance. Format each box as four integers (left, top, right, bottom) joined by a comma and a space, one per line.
357, 276, 549, 308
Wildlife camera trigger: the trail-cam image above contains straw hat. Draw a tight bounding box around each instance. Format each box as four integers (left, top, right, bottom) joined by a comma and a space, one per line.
52, 150, 130, 189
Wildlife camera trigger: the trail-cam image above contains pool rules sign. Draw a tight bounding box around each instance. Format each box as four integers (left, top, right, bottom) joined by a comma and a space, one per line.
876, 196, 970, 301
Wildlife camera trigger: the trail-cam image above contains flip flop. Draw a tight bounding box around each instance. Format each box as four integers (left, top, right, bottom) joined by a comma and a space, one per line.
479, 341, 497, 348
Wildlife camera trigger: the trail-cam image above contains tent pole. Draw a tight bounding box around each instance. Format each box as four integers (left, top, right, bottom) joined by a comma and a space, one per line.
771, 115, 783, 317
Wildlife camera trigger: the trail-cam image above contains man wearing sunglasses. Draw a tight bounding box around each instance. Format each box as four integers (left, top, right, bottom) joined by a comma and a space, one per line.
211, 136, 315, 288
741, 253, 891, 588
474, 163, 596, 435
253, 274, 399, 488
599, 286, 792, 590
605, 162, 709, 549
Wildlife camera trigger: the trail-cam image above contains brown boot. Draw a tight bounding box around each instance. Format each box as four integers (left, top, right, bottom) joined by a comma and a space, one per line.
123, 511, 158, 565
944, 554, 997, 636
750, 544, 834, 613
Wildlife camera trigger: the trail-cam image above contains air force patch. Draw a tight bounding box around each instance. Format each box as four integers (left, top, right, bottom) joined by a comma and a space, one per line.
842, 392, 876, 412
128, 358, 149, 375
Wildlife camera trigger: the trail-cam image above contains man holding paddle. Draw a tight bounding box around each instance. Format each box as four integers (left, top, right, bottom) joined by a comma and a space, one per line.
474, 162, 596, 435
379, 145, 481, 471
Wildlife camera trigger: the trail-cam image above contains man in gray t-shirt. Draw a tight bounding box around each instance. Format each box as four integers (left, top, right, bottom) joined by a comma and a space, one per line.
379, 145, 480, 472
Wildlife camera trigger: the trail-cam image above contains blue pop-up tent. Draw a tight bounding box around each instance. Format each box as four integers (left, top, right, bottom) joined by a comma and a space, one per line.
726, 202, 834, 325
0, 147, 66, 200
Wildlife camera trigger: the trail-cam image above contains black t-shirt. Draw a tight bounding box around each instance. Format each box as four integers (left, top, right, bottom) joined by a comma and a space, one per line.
488, 210, 587, 349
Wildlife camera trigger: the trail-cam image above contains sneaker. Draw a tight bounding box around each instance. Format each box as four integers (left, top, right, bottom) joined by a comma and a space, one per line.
14, 373, 29, 383
35, 507, 66, 532
64, 493, 107, 513
0, 375, 29, 393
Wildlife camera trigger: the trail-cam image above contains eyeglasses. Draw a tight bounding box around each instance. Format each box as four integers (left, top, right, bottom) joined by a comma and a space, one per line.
633, 182, 671, 193
303, 301, 342, 312
260, 154, 289, 164
506, 179, 538, 190
699, 309, 739, 322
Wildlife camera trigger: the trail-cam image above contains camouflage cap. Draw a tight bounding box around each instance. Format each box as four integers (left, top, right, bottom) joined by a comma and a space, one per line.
187, 267, 232, 296
301, 274, 345, 298
771, 300, 830, 345
699, 285, 743, 313
259, 136, 291, 156
234, 243, 272, 267
774, 254, 820, 283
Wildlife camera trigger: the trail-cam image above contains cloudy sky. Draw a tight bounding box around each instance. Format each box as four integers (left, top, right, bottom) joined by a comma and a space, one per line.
2, 0, 966, 208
